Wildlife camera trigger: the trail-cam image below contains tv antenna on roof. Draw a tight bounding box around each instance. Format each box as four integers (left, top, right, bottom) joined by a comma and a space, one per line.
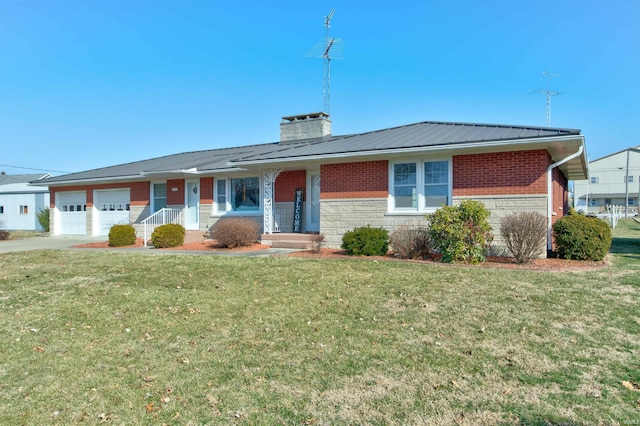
305, 9, 343, 115
535, 71, 561, 126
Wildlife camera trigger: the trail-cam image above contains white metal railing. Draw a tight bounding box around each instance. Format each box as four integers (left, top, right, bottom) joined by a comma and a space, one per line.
142, 208, 182, 246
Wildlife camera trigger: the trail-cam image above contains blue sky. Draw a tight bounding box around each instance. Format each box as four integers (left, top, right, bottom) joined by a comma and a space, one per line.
1, 1, 639, 176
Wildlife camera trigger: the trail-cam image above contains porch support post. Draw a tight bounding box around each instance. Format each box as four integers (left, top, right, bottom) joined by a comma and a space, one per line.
263, 168, 282, 234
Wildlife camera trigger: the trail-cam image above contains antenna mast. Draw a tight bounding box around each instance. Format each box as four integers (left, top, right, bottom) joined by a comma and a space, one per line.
536, 71, 560, 126
323, 9, 335, 114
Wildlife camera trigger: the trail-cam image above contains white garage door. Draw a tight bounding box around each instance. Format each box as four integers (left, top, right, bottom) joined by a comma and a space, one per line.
95, 189, 131, 236
57, 192, 87, 235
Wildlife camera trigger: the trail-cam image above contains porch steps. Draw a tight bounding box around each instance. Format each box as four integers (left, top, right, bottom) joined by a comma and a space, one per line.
261, 233, 315, 250
184, 230, 205, 245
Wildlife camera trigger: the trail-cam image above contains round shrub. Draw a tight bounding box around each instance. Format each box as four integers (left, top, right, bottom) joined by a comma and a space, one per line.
151, 223, 185, 248
428, 199, 492, 264
390, 221, 432, 259
341, 225, 389, 256
108, 224, 136, 247
211, 218, 259, 248
552, 214, 612, 261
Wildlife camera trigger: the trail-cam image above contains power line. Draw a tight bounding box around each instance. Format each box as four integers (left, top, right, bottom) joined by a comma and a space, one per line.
0, 164, 72, 174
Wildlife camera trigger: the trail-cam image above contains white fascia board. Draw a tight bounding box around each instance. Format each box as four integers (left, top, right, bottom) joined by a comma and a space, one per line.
30, 175, 145, 186
229, 135, 584, 166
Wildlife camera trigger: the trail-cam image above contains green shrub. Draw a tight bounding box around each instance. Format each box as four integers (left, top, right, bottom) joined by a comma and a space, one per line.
390, 221, 432, 260
500, 211, 547, 264
151, 224, 185, 248
552, 214, 612, 261
428, 200, 492, 264
211, 218, 259, 248
108, 224, 137, 247
37, 208, 50, 232
341, 226, 389, 256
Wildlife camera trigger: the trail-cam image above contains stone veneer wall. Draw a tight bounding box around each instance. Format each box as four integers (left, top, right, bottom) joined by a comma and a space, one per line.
319, 195, 548, 256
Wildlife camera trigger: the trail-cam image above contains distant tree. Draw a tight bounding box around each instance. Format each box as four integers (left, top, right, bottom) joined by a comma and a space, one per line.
37, 208, 50, 232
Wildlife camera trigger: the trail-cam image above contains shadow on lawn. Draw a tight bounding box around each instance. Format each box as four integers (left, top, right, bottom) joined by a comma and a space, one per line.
610, 237, 640, 256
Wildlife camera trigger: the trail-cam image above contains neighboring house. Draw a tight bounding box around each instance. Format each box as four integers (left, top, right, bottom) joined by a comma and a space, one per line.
36, 113, 588, 252
0, 172, 51, 231
574, 146, 640, 216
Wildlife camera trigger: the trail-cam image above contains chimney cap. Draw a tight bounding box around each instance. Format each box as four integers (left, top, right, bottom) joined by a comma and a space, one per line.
282, 112, 330, 123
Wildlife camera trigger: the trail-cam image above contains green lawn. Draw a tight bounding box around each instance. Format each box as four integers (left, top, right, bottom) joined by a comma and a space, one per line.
1, 221, 638, 425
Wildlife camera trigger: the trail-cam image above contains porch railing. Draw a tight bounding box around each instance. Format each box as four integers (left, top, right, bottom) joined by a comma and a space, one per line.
142, 208, 182, 246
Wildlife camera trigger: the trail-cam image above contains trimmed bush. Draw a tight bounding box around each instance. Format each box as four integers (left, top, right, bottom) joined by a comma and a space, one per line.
500, 211, 548, 263
211, 218, 259, 248
552, 214, 612, 261
108, 224, 137, 247
37, 208, 50, 232
341, 226, 389, 256
390, 221, 432, 260
428, 200, 493, 264
151, 223, 185, 248
309, 233, 326, 253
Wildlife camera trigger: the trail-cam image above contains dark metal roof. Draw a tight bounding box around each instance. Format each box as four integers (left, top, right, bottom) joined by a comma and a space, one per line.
38, 119, 585, 185
39, 143, 278, 184
232, 120, 581, 163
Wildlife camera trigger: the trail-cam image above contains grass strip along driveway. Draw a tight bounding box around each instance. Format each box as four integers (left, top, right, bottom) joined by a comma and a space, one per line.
1, 220, 638, 424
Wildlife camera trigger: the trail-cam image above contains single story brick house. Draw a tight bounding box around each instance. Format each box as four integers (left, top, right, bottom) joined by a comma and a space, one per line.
36, 113, 588, 252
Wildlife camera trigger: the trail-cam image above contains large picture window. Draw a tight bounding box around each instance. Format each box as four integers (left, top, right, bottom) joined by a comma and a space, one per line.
214, 176, 261, 213
390, 159, 450, 212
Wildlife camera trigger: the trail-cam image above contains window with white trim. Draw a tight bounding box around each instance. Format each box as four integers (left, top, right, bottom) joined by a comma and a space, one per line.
214, 176, 261, 213
19, 205, 29, 214
590, 199, 597, 207
625, 175, 634, 183
629, 198, 635, 206
0, 206, 4, 214
590, 176, 598, 184
390, 159, 450, 212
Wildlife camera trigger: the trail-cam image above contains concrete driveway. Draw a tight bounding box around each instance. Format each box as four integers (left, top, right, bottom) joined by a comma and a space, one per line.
0, 236, 103, 253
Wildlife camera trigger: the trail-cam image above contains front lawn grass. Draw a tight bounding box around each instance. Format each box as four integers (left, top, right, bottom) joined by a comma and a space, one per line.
0, 220, 638, 424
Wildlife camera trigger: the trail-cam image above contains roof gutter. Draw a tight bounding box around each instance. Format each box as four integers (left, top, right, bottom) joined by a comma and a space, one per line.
546, 142, 584, 251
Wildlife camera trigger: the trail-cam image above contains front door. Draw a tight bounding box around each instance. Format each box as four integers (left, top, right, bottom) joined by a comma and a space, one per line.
306, 171, 320, 232
185, 180, 199, 230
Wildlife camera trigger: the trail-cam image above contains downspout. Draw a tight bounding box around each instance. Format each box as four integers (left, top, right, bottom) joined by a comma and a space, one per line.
547, 143, 584, 252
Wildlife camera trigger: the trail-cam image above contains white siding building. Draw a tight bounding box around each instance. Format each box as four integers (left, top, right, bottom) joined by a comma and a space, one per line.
0, 173, 51, 231
574, 146, 640, 216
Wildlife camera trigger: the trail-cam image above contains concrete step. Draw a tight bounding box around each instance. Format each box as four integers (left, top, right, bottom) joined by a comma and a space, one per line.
184, 230, 205, 245
261, 233, 318, 250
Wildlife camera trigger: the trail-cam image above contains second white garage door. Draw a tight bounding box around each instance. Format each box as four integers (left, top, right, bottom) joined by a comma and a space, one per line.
95, 189, 131, 236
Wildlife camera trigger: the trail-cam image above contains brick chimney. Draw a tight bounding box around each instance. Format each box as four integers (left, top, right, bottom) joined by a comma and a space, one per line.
280, 112, 331, 143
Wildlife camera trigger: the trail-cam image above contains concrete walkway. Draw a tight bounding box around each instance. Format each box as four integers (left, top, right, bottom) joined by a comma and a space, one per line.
0, 236, 300, 257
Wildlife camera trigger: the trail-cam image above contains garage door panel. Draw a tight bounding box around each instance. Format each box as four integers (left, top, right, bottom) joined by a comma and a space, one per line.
96, 190, 130, 236
57, 192, 87, 235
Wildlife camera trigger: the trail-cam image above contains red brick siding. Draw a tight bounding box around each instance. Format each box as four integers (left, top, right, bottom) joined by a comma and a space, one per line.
275, 170, 307, 202
49, 182, 150, 208
200, 177, 213, 205
453, 150, 549, 196
321, 161, 388, 199
552, 167, 568, 224
167, 179, 184, 205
